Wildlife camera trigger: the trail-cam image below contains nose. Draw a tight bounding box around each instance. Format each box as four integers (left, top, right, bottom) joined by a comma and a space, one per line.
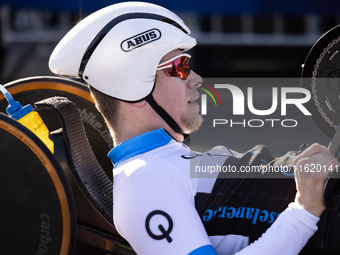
188, 70, 202, 88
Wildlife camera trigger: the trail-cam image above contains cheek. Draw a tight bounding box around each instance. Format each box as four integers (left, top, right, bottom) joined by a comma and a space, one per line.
160, 91, 182, 113
167, 86, 187, 110
154, 79, 187, 108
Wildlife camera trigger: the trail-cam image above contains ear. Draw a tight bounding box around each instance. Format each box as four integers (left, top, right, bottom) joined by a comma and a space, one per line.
131, 100, 146, 107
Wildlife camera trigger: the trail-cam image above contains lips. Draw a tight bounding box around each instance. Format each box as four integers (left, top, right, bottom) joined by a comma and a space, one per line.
188, 95, 200, 106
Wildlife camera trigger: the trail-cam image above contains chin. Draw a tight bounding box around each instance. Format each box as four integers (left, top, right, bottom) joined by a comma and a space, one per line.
189, 113, 203, 133
181, 110, 203, 134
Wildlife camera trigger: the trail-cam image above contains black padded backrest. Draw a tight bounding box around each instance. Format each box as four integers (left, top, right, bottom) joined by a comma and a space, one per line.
35, 96, 113, 223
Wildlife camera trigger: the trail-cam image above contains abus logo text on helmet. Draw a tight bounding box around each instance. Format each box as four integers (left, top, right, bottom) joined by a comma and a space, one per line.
121, 29, 161, 52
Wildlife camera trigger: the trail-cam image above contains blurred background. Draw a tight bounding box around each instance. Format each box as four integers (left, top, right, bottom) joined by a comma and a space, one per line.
1, 0, 340, 155
1, 0, 340, 82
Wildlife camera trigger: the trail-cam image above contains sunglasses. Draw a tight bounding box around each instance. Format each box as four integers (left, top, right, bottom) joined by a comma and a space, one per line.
156, 53, 191, 80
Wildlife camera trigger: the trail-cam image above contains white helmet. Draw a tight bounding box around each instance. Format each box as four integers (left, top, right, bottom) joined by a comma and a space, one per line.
49, 1, 196, 102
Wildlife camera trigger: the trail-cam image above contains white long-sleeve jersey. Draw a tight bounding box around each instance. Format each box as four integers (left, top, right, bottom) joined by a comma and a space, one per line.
108, 128, 319, 255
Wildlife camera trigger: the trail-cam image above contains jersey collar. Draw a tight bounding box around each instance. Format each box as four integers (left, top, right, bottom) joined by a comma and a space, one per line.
108, 128, 173, 167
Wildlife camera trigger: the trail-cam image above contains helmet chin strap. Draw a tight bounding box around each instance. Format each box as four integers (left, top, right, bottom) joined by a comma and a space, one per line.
145, 93, 190, 140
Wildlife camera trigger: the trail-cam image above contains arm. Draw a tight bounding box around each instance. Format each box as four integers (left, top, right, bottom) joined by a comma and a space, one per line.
235, 143, 338, 255
114, 144, 337, 255
235, 202, 318, 255
292, 143, 338, 216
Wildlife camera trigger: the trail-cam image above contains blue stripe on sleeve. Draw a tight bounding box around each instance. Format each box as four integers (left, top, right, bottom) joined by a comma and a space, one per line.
188, 245, 218, 255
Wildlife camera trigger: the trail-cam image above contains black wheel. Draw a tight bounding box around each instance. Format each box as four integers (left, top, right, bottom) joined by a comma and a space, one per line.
0, 76, 113, 180
0, 112, 77, 254
302, 25, 340, 139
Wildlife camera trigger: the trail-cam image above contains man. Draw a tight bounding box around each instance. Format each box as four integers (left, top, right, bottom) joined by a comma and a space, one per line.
49, 2, 338, 254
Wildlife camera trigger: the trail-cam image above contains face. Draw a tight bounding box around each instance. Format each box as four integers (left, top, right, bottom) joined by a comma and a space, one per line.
153, 49, 203, 134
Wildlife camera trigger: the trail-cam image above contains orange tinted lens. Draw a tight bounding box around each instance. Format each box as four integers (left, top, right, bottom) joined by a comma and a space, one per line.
164, 56, 190, 80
